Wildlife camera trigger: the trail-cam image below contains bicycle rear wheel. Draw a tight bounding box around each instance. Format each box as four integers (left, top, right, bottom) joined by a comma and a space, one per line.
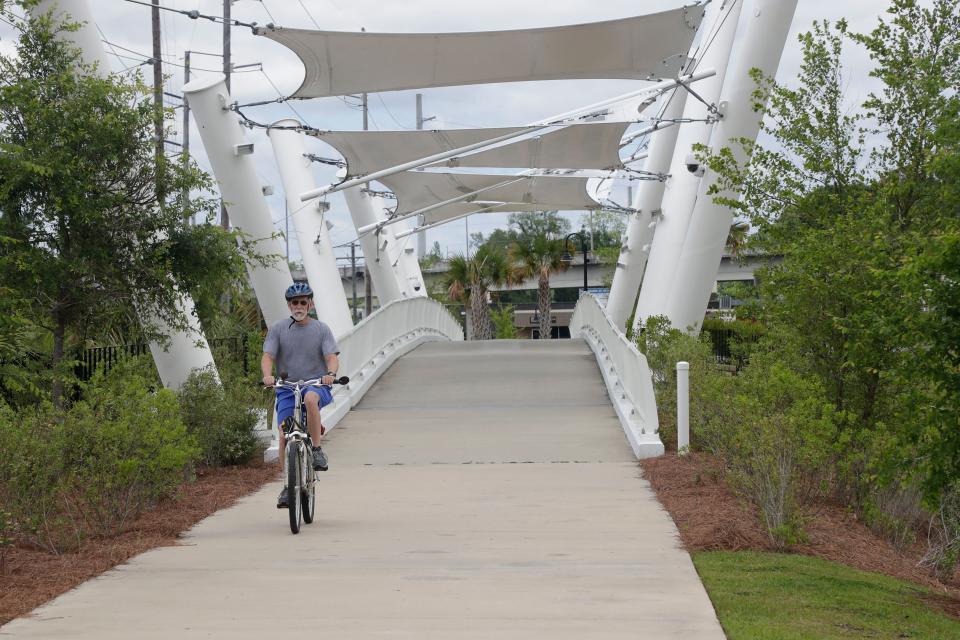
302, 465, 316, 524
287, 443, 303, 534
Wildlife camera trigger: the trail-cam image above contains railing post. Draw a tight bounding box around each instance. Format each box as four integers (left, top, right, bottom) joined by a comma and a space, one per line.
676, 361, 689, 454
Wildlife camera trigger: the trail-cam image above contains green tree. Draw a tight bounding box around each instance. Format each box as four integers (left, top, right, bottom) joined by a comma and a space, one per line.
0, 8, 264, 405
443, 245, 517, 340
700, 0, 960, 512
507, 210, 570, 240
510, 235, 568, 339
490, 305, 518, 339
580, 208, 626, 249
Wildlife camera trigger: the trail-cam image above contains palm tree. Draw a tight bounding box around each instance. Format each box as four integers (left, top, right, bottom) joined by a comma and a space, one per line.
510, 236, 568, 339
443, 245, 516, 340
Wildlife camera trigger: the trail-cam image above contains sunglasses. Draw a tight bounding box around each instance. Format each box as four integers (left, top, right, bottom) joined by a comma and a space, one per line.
288, 298, 310, 307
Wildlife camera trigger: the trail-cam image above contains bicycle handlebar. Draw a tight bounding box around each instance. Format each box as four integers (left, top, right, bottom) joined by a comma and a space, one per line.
261, 374, 350, 388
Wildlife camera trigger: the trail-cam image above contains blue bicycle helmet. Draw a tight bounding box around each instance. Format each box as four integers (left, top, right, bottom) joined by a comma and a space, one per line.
284, 281, 314, 300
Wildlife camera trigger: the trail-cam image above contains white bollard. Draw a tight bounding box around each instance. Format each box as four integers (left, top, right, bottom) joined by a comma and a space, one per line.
676, 361, 690, 454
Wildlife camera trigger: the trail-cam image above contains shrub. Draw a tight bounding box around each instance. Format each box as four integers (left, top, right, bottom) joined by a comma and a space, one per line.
717, 346, 838, 549
921, 481, 960, 581
177, 367, 264, 467
0, 402, 70, 552
64, 386, 198, 536
636, 316, 734, 451
0, 358, 199, 550
491, 305, 518, 339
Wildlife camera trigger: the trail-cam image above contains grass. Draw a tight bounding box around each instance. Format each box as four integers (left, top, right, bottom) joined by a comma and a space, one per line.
693, 551, 960, 639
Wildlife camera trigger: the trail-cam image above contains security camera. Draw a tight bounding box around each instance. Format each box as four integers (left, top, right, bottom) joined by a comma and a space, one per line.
684, 153, 705, 177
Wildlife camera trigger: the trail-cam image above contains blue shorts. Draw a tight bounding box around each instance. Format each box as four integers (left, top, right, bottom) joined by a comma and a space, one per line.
275, 385, 333, 428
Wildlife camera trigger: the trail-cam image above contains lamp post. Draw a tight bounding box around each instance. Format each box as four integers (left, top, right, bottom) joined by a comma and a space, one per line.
562, 231, 590, 294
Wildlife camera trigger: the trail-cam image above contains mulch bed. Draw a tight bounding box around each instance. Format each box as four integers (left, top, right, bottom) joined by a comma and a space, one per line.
0, 462, 278, 627
640, 452, 960, 617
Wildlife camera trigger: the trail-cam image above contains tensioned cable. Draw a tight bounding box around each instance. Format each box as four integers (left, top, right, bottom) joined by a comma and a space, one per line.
257, 68, 310, 124
296, 0, 322, 29
257, 0, 279, 25
122, 0, 260, 31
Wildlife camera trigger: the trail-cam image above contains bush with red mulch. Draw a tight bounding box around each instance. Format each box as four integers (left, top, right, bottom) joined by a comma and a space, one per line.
0, 463, 278, 626
640, 452, 960, 599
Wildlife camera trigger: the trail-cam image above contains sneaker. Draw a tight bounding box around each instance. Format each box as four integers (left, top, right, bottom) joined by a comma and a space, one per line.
276, 487, 289, 509
312, 446, 328, 471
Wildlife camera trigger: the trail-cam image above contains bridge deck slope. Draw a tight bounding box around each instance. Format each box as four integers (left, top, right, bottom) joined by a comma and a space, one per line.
1, 339, 723, 639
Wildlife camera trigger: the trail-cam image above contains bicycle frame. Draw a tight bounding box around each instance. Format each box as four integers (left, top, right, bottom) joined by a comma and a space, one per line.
265, 375, 348, 534
273, 377, 324, 534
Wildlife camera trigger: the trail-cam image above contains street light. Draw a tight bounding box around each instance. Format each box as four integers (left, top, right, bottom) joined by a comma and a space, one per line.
562, 230, 590, 293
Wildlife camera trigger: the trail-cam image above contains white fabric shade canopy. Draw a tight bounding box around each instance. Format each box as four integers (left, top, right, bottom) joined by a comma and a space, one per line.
256, 6, 704, 98
381, 171, 599, 221
314, 122, 629, 179
406, 201, 535, 227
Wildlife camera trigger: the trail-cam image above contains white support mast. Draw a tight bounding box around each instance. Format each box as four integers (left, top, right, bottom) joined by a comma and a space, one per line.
605, 89, 686, 330
31, 0, 218, 389
342, 188, 406, 306
633, 0, 745, 328
268, 121, 354, 336
382, 195, 428, 298
182, 75, 292, 326
666, 0, 799, 333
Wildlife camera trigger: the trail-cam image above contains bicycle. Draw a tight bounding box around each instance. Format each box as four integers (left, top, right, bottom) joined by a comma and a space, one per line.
266, 374, 349, 534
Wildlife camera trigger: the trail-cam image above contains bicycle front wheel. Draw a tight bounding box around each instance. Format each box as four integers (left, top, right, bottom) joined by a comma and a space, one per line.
287, 442, 303, 534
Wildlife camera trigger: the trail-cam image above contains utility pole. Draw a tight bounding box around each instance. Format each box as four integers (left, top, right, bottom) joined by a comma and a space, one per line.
182, 50, 191, 219
151, 0, 164, 201
220, 0, 232, 229
362, 92, 368, 131
223, 0, 232, 93
362, 93, 372, 316
415, 94, 435, 260
350, 243, 359, 322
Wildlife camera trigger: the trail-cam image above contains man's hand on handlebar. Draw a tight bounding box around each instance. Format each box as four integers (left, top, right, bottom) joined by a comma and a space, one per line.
320, 374, 336, 386
262, 375, 276, 387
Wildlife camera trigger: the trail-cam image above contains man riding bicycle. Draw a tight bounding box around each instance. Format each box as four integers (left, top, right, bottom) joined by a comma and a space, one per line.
261, 282, 340, 509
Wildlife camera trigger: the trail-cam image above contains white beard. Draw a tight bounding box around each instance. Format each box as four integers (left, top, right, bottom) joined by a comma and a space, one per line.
291, 309, 309, 322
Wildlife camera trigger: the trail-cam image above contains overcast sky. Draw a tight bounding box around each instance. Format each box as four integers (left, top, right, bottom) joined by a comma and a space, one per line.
1, 0, 891, 264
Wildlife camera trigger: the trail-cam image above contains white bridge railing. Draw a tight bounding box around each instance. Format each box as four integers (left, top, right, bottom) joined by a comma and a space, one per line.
264, 297, 463, 459
569, 294, 663, 458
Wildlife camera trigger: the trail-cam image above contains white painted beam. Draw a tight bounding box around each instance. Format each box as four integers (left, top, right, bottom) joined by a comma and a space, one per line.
183, 75, 291, 326
666, 0, 799, 333
268, 121, 354, 336
634, 0, 745, 328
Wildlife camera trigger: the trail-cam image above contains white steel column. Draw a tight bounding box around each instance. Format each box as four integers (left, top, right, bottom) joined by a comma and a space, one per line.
343, 187, 405, 306
33, 0, 110, 70
605, 89, 686, 331
666, 0, 799, 333
268, 120, 354, 336
633, 0, 744, 328
380, 197, 427, 298
31, 0, 217, 389
183, 75, 291, 326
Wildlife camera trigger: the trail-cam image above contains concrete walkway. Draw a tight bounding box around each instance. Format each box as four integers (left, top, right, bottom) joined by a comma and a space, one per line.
1, 340, 724, 639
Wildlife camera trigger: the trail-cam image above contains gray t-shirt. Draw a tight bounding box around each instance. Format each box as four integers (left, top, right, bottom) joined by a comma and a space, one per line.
263, 318, 339, 381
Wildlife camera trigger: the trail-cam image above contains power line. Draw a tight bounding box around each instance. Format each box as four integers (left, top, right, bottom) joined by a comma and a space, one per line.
376, 94, 410, 130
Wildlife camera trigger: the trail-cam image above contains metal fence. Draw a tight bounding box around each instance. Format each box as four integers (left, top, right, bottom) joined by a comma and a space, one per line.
703, 326, 759, 369
75, 342, 151, 382
76, 334, 251, 382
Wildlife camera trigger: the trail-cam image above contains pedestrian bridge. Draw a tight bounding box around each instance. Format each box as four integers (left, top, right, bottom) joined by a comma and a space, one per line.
1, 301, 724, 638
